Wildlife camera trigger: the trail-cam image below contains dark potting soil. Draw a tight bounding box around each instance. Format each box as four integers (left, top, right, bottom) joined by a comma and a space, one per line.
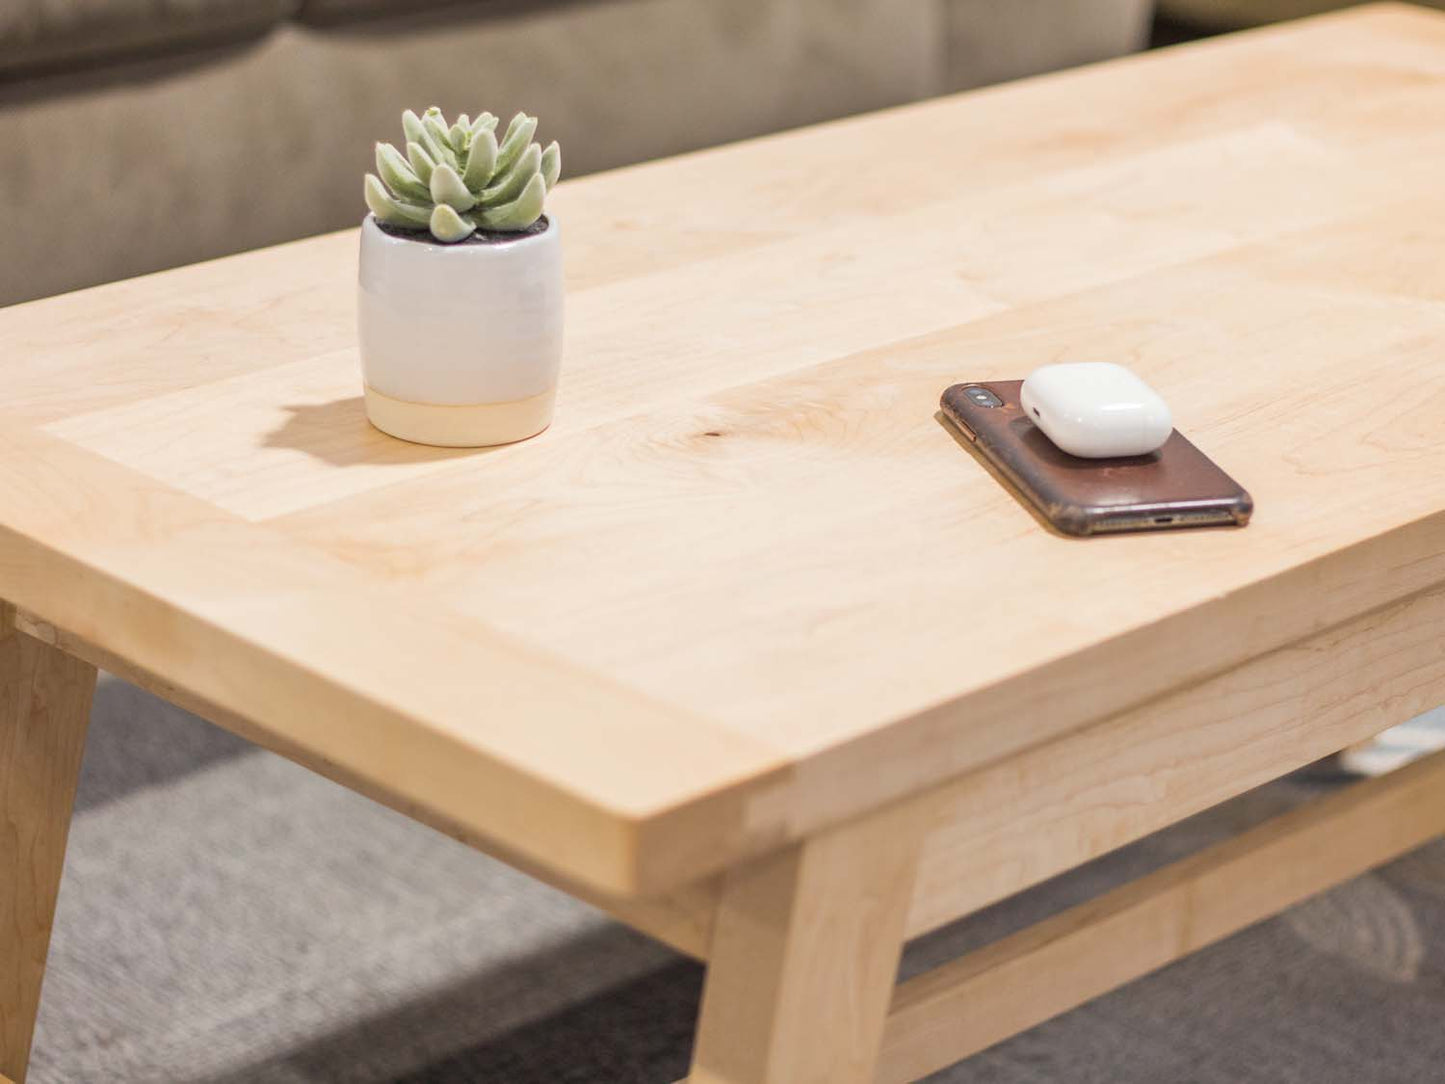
375, 215, 551, 245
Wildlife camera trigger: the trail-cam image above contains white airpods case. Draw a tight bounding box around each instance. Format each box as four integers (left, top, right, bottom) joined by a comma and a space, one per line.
1019, 362, 1173, 459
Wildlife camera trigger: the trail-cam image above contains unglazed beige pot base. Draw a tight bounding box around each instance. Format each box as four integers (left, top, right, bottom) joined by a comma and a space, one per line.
364, 385, 556, 447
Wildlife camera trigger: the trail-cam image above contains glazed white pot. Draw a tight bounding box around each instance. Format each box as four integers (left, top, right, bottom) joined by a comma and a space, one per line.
357, 214, 563, 447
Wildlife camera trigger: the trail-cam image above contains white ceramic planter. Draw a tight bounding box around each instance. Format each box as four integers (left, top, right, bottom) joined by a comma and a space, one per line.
357, 214, 564, 447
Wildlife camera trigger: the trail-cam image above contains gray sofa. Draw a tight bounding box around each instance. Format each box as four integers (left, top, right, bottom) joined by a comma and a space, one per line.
1161, 0, 1443, 27
0, 0, 1152, 305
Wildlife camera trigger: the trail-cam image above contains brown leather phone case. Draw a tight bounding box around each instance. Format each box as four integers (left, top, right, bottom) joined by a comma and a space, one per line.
940, 380, 1251, 537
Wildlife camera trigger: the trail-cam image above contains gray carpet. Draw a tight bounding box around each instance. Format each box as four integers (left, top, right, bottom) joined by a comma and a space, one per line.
27, 676, 1445, 1083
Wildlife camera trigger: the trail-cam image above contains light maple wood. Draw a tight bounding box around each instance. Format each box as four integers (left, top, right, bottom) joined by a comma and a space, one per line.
0, 426, 784, 897
903, 575, 1445, 936
4, 7, 1445, 1082
690, 801, 928, 1083
590, 573, 1445, 958
2, 6, 1444, 898
878, 747, 1445, 1084
8, 607, 715, 958
0, 605, 97, 1084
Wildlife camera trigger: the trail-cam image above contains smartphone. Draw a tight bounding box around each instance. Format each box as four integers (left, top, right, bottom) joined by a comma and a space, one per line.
940, 380, 1251, 537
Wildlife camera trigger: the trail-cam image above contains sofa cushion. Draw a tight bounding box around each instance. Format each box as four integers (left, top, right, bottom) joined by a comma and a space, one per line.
1159, 0, 1445, 28
0, 0, 298, 78
294, 0, 516, 24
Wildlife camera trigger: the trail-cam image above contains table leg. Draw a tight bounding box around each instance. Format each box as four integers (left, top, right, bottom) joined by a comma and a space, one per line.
0, 605, 96, 1084
687, 801, 927, 1083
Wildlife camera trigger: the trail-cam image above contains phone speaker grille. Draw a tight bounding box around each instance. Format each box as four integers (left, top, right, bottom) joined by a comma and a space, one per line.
1091, 509, 1238, 534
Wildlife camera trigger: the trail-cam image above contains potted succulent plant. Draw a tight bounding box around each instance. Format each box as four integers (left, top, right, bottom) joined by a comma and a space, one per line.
359, 107, 562, 447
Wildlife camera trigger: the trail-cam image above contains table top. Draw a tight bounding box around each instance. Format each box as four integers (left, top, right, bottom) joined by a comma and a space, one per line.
4, 4, 1445, 898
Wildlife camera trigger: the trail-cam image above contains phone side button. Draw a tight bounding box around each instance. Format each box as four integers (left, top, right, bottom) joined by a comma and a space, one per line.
953, 418, 977, 442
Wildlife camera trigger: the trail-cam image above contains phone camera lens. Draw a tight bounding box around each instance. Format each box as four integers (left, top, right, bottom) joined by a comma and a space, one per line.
964, 386, 1002, 408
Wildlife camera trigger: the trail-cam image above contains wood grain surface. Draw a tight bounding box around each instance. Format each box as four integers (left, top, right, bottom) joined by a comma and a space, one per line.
0, 607, 97, 1082
691, 801, 928, 1083
3, 4, 1445, 895
621, 572, 1445, 957
879, 747, 1445, 1083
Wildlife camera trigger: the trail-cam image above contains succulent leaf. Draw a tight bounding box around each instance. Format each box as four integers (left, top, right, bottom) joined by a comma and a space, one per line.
365, 174, 432, 228
473, 172, 547, 231
419, 129, 457, 171
494, 113, 539, 176
370, 107, 555, 239
462, 129, 498, 191
429, 204, 477, 243
376, 142, 429, 202
420, 112, 460, 170
482, 142, 541, 205
429, 163, 478, 212
406, 141, 436, 185
540, 141, 561, 190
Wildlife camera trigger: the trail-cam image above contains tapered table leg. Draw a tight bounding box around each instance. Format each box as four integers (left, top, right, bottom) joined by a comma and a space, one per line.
1, 606, 96, 1084
688, 801, 927, 1084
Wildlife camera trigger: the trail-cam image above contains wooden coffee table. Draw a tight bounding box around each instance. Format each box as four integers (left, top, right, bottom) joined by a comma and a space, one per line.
6, 5, 1445, 1081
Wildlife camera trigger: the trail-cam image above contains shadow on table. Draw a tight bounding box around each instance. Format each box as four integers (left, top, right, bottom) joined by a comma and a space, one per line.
262, 397, 495, 468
